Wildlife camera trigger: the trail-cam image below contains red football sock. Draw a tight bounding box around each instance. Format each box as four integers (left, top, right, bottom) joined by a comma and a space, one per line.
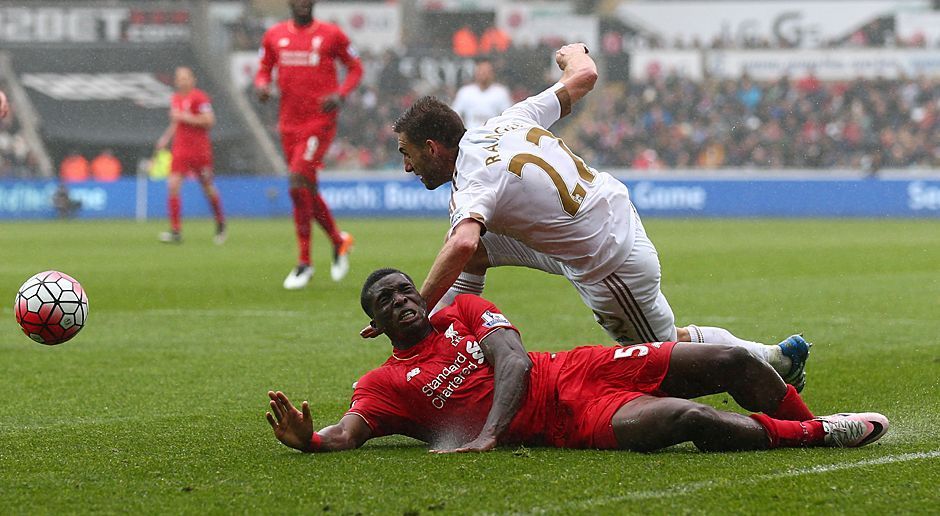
311, 192, 342, 248
168, 195, 181, 232
768, 384, 815, 421
289, 186, 312, 266
208, 192, 225, 225
751, 414, 825, 448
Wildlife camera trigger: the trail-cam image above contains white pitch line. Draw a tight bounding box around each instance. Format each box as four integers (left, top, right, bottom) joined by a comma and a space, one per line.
531, 450, 940, 514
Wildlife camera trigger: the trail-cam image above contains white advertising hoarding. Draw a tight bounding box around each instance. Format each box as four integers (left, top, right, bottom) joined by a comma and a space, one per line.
617, 1, 928, 48
707, 49, 940, 80
315, 3, 401, 53
496, 3, 598, 51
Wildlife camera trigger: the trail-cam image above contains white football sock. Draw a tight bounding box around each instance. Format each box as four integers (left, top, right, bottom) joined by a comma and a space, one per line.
431, 272, 486, 315
686, 325, 791, 376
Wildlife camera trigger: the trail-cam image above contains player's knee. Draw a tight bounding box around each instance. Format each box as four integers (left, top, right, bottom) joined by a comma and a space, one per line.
714, 345, 754, 375
673, 404, 719, 436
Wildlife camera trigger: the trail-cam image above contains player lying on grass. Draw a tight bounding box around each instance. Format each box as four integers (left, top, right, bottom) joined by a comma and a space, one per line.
266, 268, 889, 454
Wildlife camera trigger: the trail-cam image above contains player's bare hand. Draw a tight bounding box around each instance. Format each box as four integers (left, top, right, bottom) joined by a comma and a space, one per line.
555, 43, 590, 70
0, 90, 9, 119
430, 435, 497, 454
155, 136, 169, 151
321, 93, 343, 113
265, 390, 315, 452
359, 324, 383, 339
255, 85, 271, 103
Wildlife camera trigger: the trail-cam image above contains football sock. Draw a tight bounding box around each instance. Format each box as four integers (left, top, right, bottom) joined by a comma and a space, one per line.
750, 414, 824, 448
311, 192, 342, 248
768, 384, 814, 421
687, 325, 792, 376
168, 195, 181, 232
289, 186, 313, 266
431, 272, 486, 315
209, 192, 225, 225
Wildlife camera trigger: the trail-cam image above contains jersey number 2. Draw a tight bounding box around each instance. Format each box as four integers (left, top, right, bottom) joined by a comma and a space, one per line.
508, 127, 595, 216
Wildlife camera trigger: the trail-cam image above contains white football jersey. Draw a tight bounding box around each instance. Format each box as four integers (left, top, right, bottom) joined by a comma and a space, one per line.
450, 82, 635, 284
451, 83, 513, 129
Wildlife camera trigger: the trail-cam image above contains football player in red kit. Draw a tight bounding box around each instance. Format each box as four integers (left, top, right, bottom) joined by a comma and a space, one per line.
156, 66, 226, 245
255, 0, 362, 290
265, 268, 889, 454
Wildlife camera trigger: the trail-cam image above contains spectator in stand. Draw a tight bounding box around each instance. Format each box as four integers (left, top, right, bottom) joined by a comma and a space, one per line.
60, 151, 89, 183
52, 182, 81, 219
255, 0, 362, 290
453, 26, 478, 57
479, 26, 511, 54
0, 90, 9, 119
90, 148, 122, 182
451, 59, 513, 129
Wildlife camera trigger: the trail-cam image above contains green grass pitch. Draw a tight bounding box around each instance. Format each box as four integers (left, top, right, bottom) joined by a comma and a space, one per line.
1, 217, 939, 514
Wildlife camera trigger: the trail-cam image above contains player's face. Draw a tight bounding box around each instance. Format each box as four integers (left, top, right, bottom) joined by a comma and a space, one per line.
398, 134, 451, 190
368, 274, 430, 344
475, 62, 494, 86
289, 0, 314, 18
174, 67, 195, 90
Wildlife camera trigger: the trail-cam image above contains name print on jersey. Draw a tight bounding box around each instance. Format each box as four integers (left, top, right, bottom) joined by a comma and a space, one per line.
421, 339, 487, 409
471, 120, 527, 167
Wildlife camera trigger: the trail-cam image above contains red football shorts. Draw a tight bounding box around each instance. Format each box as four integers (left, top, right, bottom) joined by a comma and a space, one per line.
549, 342, 676, 449
281, 123, 337, 181
170, 152, 213, 178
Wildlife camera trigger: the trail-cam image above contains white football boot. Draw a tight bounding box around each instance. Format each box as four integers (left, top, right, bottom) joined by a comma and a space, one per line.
330, 232, 354, 281
283, 265, 313, 290
816, 413, 890, 448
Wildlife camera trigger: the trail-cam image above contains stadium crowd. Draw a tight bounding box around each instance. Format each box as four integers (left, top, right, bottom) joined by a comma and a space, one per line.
564, 74, 940, 171
310, 68, 940, 172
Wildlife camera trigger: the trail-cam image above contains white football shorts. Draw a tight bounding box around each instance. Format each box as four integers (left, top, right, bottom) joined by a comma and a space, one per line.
481, 219, 676, 345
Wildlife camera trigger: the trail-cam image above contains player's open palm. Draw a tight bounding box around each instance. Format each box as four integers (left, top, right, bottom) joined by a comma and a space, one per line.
431, 434, 497, 454
266, 390, 314, 452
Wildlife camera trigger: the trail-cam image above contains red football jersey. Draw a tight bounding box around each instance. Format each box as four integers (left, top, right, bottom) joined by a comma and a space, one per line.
170, 88, 212, 157
255, 19, 363, 132
346, 295, 559, 448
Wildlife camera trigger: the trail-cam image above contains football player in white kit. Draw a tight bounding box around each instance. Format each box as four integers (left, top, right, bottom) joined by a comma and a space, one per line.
382, 43, 811, 391
451, 59, 513, 129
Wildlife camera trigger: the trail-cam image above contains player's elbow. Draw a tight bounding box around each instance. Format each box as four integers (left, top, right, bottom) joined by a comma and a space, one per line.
449, 233, 479, 258
505, 351, 533, 376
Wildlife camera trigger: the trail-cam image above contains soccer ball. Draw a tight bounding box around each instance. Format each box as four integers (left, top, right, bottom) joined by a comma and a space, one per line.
13, 270, 88, 345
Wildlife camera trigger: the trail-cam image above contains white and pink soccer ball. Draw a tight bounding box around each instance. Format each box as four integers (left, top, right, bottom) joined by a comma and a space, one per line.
14, 270, 88, 345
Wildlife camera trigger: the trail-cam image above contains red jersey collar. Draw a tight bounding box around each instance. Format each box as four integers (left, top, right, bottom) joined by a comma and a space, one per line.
390, 328, 438, 361
288, 19, 320, 34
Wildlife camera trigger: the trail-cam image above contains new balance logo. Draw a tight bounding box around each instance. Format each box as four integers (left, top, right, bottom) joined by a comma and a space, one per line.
406, 368, 421, 381
444, 323, 463, 346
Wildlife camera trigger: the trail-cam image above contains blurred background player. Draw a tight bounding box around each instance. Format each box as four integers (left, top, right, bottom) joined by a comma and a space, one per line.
254, 0, 362, 290
156, 66, 226, 245
451, 59, 512, 129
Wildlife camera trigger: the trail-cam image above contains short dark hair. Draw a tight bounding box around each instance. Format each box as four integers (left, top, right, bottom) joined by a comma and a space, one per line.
393, 97, 466, 149
360, 268, 415, 318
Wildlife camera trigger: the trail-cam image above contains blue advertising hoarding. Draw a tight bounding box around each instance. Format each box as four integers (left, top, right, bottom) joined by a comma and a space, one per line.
1, 176, 939, 220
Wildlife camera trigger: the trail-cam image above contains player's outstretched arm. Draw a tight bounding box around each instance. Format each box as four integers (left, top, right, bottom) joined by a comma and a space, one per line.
432, 328, 532, 453
266, 390, 371, 453
420, 219, 484, 311
555, 43, 598, 110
